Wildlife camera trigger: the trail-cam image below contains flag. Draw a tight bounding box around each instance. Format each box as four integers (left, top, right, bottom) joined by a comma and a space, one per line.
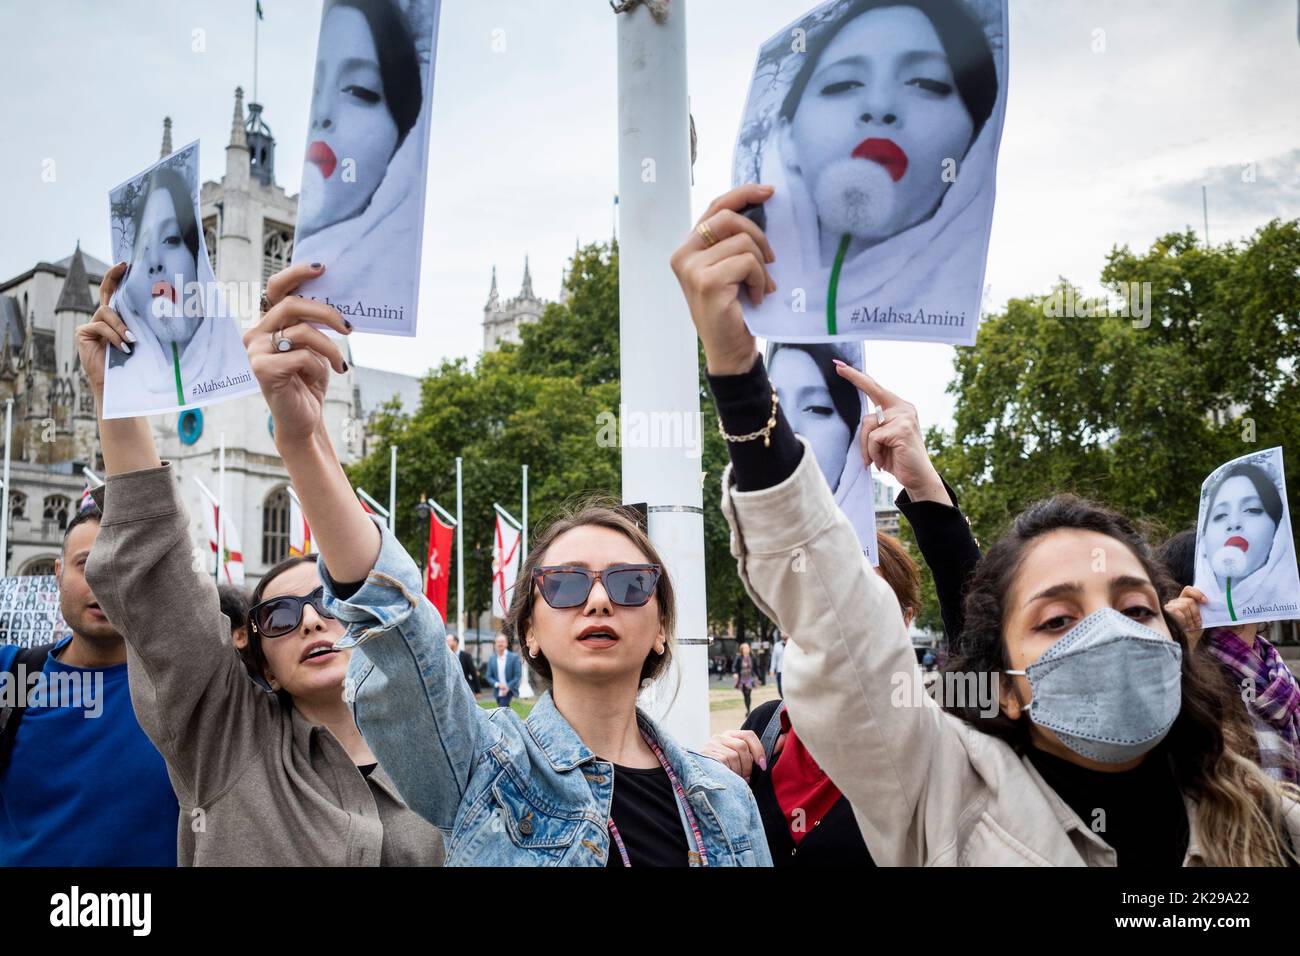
204, 501, 245, 587
256, 0, 264, 19
492, 512, 522, 619
78, 481, 95, 514
425, 513, 454, 618
288, 494, 312, 556
357, 493, 375, 516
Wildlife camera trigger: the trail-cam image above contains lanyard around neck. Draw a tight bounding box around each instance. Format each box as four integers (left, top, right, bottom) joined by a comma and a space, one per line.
608, 726, 709, 868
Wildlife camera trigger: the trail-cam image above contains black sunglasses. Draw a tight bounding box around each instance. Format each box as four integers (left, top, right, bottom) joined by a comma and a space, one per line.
532, 564, 662, 609
249, 586, 335, 638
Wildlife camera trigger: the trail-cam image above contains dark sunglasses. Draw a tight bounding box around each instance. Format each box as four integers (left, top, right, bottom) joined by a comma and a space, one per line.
532, 564, 662, 609
249, 586, 335, 638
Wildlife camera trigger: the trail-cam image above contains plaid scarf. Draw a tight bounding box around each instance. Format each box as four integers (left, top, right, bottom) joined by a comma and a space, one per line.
1204, 628, 1300, 785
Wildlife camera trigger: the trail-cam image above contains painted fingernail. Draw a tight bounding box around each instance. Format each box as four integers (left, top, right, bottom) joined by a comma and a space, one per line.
758, 758, 767, 771
311, 262, 323, 269
343, 319, 353, 330
341, 361, 349, 372
124, 330, 137, 343
832, 359, 847, 368
119, 342, 131, 354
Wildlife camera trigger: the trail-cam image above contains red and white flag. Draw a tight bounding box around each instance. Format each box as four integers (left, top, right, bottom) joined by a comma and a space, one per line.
288, 493, 312, 556
204, 501, 245, 587
425, 512, 454, 619
492, 512, 522, 619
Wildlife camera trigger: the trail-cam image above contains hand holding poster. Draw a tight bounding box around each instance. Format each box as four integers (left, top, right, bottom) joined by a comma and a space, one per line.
104, 142, 259, 418
1194, 447, 1300, 628
765, 339, 878, 565
290, 0, 442, 336
731, 0, 1007, 345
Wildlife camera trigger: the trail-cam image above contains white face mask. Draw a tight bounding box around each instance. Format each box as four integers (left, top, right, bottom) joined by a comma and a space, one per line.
1007, 607, 1183, 764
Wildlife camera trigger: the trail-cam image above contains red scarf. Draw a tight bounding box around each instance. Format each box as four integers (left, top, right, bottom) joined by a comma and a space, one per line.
769, 708, 843, 845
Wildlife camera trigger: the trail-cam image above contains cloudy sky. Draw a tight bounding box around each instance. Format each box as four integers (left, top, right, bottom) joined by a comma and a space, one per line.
1, 0, 1297, 432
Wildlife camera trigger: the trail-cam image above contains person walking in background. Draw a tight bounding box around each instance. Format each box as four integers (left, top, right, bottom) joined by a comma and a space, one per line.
447, 634, 481, 694
490, 632, 521, 709
735, 642, 758, 717
773, 633, 787, 698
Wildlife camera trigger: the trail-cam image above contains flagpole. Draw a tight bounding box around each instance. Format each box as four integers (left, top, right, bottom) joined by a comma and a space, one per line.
388, 445, 397, 533
1, 397, 11, 577
253, 2, 260, 105
455, 456, 465, 647
614, 0, 709, 747
521, 464, 529, 556
217, 433, 226, 585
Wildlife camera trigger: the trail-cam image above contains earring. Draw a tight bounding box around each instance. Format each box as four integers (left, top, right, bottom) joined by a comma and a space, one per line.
528, 646, 539, 659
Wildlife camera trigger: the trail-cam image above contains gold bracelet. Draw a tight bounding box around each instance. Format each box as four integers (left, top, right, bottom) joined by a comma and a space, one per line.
717, 385, 780, 448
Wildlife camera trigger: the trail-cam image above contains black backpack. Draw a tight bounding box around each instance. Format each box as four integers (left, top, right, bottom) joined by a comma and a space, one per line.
0, 642, 58, 776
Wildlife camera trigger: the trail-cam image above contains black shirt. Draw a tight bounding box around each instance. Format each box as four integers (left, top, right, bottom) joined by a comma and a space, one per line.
741, 701, 875, 867
605, 763, 689, 867
1027, 746, 1189, 866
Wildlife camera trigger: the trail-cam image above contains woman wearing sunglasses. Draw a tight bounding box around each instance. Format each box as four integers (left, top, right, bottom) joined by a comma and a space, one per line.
74, 261, 443, 866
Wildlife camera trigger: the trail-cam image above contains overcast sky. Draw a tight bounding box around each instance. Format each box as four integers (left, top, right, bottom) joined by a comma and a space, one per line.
1, 0, 1297, 432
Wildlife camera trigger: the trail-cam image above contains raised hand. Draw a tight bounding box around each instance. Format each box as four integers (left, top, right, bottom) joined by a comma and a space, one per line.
832, 363, 948, 504
244, 262, 351, 447
670, 183, 775, 376
1164, 585, 1207, 648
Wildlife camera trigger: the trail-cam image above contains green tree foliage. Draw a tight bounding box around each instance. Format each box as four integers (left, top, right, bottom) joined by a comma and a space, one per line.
930, 218, 1300, 552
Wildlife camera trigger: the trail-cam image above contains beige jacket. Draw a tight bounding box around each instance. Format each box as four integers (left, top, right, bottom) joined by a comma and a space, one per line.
721, 440, 1300, 866
86, 465, 444, 866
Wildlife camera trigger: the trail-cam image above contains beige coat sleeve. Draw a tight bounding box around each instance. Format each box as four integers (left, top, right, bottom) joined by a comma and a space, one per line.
720, 439, 982, 865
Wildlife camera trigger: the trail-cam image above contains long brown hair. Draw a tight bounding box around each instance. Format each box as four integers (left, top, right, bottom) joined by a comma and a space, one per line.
944, 494, 1299, 866
505, 500, 676, 687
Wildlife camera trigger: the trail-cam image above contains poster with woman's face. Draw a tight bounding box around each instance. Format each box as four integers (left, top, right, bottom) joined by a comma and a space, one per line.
104, 142, 258, 420
764, 340, 879, 566
1194, 447, 1300, 628
733, 0, 1007, 345
290, 0, 441, 337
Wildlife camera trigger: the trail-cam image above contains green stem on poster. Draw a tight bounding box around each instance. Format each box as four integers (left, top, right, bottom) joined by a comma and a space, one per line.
172, 343, 184, 406
826, 233, 851, 336
1226, 576, 1236, 622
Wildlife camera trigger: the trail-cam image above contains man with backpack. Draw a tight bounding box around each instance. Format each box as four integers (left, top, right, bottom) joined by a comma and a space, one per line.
0, 502, 177, 865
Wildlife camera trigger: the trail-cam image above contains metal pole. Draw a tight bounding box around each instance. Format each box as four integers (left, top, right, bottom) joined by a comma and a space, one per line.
388, 445, 397, 532
217, 432, 226, 585
1, 398, 11, 577
615, 0, 709, 747
1202, 185, 1209, 247
521, 464, 529, 556
456, 455, 465, 643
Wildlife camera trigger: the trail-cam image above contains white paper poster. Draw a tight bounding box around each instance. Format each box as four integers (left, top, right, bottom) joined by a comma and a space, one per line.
732, 0, 1008, 345
291, 0, 442, 337
1194, 446, 1300, 628
104, 142, 259, 419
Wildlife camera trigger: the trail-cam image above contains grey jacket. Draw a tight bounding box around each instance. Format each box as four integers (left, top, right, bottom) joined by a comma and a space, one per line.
86, 464, 444, 866
721, 440, 1300, 866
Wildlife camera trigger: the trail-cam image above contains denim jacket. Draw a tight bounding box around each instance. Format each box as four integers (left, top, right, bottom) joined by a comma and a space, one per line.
326, 524, 772, 867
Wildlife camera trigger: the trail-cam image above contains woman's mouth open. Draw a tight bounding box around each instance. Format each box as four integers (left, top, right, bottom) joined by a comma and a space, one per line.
577, 625, 620, 649
151, 280, 177, 303
307, 140, 338, 180
1225, 535, 1249, 552
852, 138, 908, 182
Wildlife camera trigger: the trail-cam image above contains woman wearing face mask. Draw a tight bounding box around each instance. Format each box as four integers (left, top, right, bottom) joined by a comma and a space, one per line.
1161, 529, 1300, 787
736, 0, 999, 336
337, 506, 770, 865
674, 184, 1300, 866
1193, 463, 1293, 625
74, 261, 443, 866
292, 0, 429, 294
107, 166, 247, 413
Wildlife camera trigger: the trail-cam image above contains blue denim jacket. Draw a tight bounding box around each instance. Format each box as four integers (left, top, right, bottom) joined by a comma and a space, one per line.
326, 524, 772, 867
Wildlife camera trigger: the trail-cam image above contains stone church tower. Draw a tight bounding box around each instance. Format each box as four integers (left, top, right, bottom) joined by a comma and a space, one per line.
482, 259, 547, 353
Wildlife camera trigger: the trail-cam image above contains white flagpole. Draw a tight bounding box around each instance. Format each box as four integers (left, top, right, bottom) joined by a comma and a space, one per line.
521, 464, 529, 556
456, 456, 465, 648
217, 432, 226, 585
388, 445, 397, 532
614, 0, 709, 747
0, 398, 11, 577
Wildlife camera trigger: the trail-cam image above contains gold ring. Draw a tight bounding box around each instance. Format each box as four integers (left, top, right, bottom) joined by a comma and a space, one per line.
696, 220, 719, 248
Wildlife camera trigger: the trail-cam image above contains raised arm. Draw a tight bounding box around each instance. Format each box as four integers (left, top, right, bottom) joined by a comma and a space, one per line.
674, 186, 979, 865
79, 264, 272, 804
248, 263, 498, 832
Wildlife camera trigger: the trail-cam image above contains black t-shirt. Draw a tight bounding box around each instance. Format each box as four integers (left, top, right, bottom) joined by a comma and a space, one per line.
605, 763, 690, 867
1027, 746, 1189, 866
